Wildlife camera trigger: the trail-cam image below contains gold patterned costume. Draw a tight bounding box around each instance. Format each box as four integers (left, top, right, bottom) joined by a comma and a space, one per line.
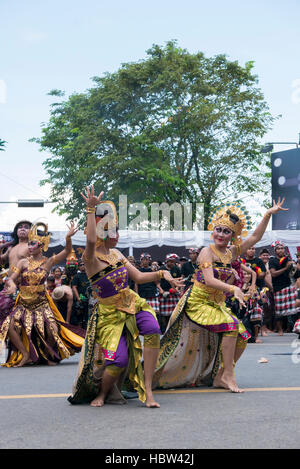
153, 200, 253, 390
0, 257, 85, 367
68, 257, 161, 405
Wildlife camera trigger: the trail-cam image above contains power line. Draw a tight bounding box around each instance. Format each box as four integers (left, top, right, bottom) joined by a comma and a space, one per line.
0, 170, 47, 200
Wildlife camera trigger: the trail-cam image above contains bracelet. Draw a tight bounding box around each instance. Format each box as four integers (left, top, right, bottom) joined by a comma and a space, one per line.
264, 212, 271, 220
157, 270, 164, 280
229, 285, 235, 295
86, 206, 96, 214
11, 265, 21, 275
200, 262, 212, 269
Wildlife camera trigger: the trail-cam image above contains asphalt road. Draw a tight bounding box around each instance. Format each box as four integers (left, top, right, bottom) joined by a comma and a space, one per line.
1, 333, 300, 449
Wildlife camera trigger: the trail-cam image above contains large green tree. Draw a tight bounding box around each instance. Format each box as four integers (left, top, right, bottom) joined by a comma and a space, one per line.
32, 41, 274, 227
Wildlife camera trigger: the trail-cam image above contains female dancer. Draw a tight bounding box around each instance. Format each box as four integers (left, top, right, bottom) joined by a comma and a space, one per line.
153, 198, 287, 393
0, 221, 85, 367
68, 186, 183, 408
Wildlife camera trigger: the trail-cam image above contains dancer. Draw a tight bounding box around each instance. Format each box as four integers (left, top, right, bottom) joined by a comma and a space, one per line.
68, 186, 183, 408
153, 198, 287, 393
0, 220, 32, 328
0, 221, 85, 367
0, 220, 32, 275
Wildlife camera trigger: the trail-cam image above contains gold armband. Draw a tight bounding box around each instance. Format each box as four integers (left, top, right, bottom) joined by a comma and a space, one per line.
11, 265, 21, 275
157, 270, 164, 280
86, 206, 96, 214
229, 285, 235, 295
200, 262, 212, 269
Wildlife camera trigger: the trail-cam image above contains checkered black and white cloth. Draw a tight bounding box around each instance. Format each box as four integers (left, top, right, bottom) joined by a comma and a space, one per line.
274, 285, 297, 317
146, 296, 160, 315
159, 292, 181, 316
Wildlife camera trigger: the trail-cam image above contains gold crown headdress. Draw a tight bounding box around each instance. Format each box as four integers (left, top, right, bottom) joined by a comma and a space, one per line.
28, 222, 51, 252
95, 201, 118, 242
66, 249, 78, 265
207, 203, 252, 246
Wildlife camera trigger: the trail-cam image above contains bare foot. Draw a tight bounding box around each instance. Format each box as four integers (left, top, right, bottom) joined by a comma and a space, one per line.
255, 339, 263, 343
90, 394, 105, 407
47, 360, 58, 366
278, 331, 283, 336
13, 353, 33, 368
219, 371, 244, 393
213, 368, 224, 388
146, 391, 160, 408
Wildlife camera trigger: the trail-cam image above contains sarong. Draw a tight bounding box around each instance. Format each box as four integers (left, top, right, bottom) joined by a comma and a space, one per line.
274, 286, 297, 318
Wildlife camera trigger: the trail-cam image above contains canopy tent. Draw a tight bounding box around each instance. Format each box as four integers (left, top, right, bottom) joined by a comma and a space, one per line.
48, 229, 300, 248
46, 230, 300, 260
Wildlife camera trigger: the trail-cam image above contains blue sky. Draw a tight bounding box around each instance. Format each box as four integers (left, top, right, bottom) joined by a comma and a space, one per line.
0, 0, 300, 230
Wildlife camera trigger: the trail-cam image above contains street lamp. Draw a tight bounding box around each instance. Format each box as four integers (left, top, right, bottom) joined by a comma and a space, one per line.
17, 199, 45, 207
0, 199, 50, 207
261, 138, 299, 154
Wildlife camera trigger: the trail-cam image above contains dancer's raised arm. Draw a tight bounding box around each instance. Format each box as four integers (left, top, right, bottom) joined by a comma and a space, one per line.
240, 198, 288, 254
80, 185, 104, 274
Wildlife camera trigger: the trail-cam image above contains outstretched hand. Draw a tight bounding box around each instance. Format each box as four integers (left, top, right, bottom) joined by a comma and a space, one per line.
81, 185, 104, 208
267, 197, 289, 216
66, 220, 79, 238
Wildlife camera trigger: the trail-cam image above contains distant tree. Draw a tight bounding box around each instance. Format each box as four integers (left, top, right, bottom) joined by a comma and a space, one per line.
32, 41, 275, 227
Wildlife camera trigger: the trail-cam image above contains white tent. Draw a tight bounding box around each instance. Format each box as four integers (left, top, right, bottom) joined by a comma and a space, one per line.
50, 229, 300, 257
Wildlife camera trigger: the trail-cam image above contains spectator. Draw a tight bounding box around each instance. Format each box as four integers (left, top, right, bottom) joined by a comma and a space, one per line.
63, 250, 79, 286
158, 253, 182, 333
151, 261, 159, 271
241, 270, 263, 343
179, 257, 188, 267
241, 246, 266, 290
269, 241, 298, 335
137, 253, 160, 317
259, 248, 275, 335
126, 256, 137, 290
46, 274, 56, 295
72, 260, 90, 329
52, 285, 74, 323
181, 248, 200, 289
52, 266, 63, 287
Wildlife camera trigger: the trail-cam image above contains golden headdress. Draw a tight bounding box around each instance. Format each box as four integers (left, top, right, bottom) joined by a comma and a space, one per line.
28, 222, 51, 252
207, 203, 252, 246
95, 200, 118, 242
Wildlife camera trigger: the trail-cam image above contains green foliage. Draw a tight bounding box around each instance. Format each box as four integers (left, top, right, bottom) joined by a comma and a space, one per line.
32, 41, 275, 227
0, 139, 6, 151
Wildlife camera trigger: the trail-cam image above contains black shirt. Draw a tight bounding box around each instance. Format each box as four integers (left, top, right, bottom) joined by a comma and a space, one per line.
242, 256, 266, 289
269, 256, 291, 293
181, 261, 197, 287
71, 272, 90, 297
137, 267, 158, 299
160, 265, 181, 291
